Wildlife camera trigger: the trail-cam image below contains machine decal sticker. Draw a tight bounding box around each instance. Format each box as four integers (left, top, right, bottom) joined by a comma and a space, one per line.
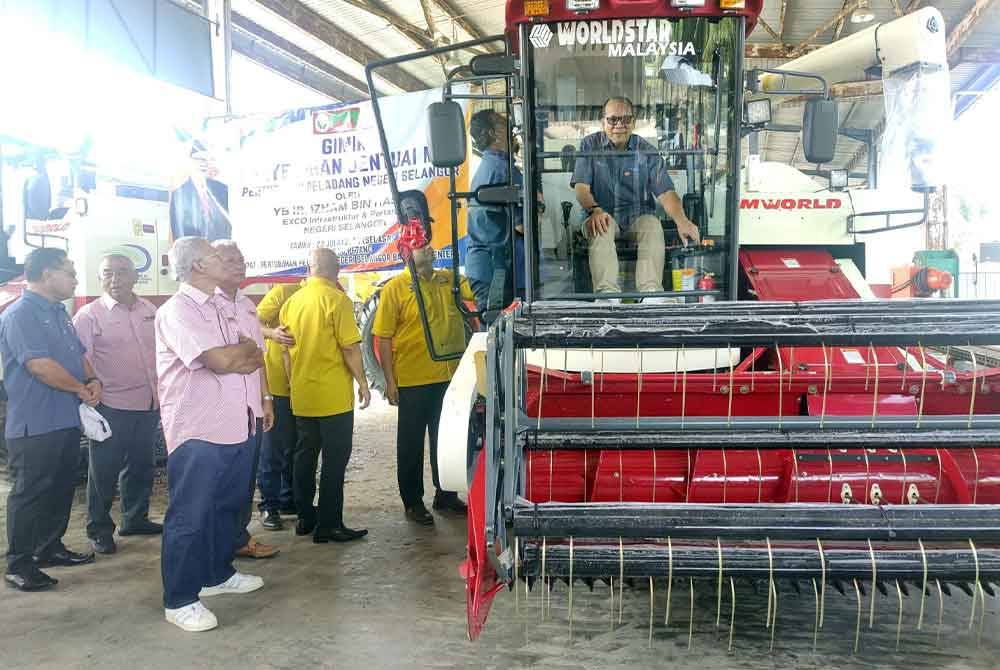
535, 20, 697, 58
740, 198, 843, 210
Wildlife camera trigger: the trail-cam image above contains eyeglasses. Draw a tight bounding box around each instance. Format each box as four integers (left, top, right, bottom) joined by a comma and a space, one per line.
101, 270, 134, 279
604, 115, 635, 127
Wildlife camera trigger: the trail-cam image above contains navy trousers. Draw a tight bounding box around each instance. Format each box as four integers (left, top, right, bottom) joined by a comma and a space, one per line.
257, 395, 295, 512
5, 428, 80, 574
86, 406, 159, 540
236, 420, 263, 548
161, 437, 253, 609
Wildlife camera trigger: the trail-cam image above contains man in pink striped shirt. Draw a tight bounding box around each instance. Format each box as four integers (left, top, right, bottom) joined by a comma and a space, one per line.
73, 254, 162, 556
212, 240, 278, 561
155, 236, 267, 633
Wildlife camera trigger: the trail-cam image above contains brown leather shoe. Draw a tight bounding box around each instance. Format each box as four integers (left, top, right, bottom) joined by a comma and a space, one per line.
235, 537, 280, 559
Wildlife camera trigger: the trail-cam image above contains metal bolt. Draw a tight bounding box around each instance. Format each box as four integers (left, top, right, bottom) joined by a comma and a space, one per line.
739, 385, 750, 394
719, 385, 730, 394
807, 385, 818, 395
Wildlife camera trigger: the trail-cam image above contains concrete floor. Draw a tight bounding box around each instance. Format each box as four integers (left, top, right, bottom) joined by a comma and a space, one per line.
2, 397, 999, 669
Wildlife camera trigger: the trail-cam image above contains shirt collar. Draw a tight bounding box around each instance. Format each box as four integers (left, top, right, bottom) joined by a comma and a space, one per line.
305, 276, 337, 290
213, 286, 243, 303
600, 132, 637, 151
179, 283, 213, 305
22, 289, 64, 311
483, 148, 508, 160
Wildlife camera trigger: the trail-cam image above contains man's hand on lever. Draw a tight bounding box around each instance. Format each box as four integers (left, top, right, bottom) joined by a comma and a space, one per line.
675, 217, 701, 247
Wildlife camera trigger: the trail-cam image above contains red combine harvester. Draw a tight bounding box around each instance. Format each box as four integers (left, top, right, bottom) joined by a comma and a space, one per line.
363, 0, 1000, 649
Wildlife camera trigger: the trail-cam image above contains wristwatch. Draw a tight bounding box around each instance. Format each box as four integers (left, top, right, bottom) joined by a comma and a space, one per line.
84, 377, 101, 386
585, 205, 602, 216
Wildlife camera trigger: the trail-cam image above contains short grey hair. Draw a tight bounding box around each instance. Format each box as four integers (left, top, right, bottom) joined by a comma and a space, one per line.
97, 253, 135, 278
168, 236, 207, 282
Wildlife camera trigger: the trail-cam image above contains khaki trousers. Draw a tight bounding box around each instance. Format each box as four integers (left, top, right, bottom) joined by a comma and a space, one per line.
587, 214, 665, 293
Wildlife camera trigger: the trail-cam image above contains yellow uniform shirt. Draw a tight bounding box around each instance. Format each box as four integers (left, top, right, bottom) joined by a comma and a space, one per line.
279, 277, 361, 417
372, 268, 475, 388
256, 283, 302, 397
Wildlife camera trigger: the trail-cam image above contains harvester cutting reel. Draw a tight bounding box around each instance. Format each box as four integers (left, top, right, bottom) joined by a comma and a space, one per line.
463, 299, 1000, 651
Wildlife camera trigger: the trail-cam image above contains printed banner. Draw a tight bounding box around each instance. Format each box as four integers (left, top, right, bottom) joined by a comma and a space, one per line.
187, 88, 469, 277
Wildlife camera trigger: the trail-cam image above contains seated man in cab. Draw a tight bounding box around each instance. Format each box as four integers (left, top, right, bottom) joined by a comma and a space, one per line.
571, 96, 700, 300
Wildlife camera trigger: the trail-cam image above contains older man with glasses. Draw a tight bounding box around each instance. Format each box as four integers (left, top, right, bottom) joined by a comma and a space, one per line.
73, 254, 162, 556
156, 236, 267, 632
211, 240, 279, 560
571, 96, 701, 300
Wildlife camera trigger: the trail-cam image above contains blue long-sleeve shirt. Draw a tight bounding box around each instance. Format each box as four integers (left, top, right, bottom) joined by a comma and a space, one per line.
466, 149, 524, 305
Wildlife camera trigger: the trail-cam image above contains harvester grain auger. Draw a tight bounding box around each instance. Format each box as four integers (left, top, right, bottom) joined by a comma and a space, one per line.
461, 298, 1000, 647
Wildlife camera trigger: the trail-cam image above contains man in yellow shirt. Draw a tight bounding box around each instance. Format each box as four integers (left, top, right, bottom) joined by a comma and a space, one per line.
373, 231, 474, 525
256, 281, 301, 531
279, 249, 370, 543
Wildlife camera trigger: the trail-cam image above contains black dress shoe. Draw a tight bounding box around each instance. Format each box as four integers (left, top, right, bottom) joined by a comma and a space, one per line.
432, 492, 468, 515
5, 569, 57, 592
314, 526, 368, 543
118, 520, 163, 536
279, 505, 298, 516
34, 548, 95, 568
91, 536, 117, 555
405, 504, 435, 526
261, 510, 284, 531
295, 518, 317, 536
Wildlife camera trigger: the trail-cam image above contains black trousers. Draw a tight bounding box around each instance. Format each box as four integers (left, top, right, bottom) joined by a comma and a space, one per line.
5, 428, 80, 574
294, 412, 354, 530
86, 406, 159, 540
396, 382, 452, 508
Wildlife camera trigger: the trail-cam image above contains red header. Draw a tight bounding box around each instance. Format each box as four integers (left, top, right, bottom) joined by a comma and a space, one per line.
506, 0, 763, 51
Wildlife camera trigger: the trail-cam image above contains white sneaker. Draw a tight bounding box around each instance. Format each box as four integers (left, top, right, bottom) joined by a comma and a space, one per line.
199, 571, 264, 597
643, 296, 679, 305
165, 601, 218, 632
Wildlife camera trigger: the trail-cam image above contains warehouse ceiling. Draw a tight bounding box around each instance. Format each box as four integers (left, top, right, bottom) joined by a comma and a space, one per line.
202, 0, 999, 178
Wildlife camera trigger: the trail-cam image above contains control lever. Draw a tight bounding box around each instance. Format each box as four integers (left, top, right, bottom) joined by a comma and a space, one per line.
560, 201, 574, 261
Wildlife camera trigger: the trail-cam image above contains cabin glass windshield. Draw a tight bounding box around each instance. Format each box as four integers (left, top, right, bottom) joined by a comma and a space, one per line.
525, 16, 740, 301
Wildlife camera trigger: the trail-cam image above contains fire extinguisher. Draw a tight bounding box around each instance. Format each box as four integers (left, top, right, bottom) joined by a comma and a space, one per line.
698, 273, 716, 302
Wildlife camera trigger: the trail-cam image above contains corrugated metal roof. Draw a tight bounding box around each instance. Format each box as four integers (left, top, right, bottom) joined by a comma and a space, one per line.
240, 0, 999, 173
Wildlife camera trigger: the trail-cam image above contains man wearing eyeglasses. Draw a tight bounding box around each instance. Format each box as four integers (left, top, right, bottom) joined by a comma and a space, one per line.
73, 254, 162, 556
1, 247, 99, 592
571, 96, 701, 299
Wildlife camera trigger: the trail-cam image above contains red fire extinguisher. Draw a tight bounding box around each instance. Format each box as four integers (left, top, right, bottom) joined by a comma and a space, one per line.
698, 273, 716, 302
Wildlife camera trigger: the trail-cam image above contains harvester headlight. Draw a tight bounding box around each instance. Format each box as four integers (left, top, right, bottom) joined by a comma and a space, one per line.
829, 169, 849, 191
566, 0, 599, 10
744, 99, 771, 126
671, 0, 706, 7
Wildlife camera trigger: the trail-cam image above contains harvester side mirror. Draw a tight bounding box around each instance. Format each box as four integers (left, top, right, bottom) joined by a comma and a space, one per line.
23, 173, 52, 220
474, 185, 519, 206
427, 101, 467, 169
802, 99, 839, 165
469, 53, 515, 76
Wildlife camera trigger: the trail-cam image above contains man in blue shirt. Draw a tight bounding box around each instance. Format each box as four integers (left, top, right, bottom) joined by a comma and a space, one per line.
1, 247, 100, 591
571, 96, 701, 298
466, 109, 525, 311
